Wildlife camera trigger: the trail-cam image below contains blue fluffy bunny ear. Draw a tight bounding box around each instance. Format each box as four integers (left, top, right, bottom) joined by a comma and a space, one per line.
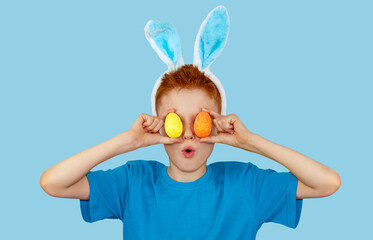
145, 20, 184, 71
193, 6, 230, 71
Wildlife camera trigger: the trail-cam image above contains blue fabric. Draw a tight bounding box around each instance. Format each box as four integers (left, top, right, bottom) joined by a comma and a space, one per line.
198, 7, 229, 69
147, 21, 181, 66
80, 160, 303, 239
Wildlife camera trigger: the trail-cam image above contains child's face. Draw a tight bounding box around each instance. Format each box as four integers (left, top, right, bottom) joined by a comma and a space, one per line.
157, 88, 219, 172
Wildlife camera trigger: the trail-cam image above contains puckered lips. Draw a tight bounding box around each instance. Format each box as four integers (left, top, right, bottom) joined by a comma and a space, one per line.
182, 145, 196, 158
182, 145, 195, 153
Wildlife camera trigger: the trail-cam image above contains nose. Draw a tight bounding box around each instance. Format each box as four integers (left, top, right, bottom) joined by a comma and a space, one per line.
182, 122, 195, 140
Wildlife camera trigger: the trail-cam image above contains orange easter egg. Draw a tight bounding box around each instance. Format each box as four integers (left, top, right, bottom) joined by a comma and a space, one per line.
194, 111, 212, 138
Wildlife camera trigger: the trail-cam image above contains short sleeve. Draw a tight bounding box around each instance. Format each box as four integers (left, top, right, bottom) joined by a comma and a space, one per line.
250, 164, 303, 229
79, 162, 131, 223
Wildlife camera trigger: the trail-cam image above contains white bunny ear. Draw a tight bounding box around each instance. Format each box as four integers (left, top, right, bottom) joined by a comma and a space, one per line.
145, 20, 184, 71
193, 6, 230, 71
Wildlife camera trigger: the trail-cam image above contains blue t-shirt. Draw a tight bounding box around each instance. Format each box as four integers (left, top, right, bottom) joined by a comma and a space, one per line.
80, 160, 303, 239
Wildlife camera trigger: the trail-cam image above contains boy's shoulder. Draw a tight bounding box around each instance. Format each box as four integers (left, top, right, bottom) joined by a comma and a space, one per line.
121, 160, 165, 183
126, 159, 163, 165
124, 159, 165, 174
125, 159, 165, 169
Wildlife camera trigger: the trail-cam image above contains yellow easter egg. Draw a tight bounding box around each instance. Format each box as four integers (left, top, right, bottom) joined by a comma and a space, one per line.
164, 112, 183, 138
194, 111, 212, 138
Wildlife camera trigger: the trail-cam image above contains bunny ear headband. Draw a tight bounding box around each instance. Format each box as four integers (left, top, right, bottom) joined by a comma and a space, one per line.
144, 5, 230, 117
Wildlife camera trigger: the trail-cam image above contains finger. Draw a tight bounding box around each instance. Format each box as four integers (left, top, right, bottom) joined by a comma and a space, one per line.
160, 136, 181, 145
159, 124, 166, 136
138, 113, 150, 126
146, 118, 159, 131
199, 135, 220, 143
222, 120, 234, 133
201, 108, 221, 119
142, 115, 154, 127
210, 125, 219, 135
213, 119, 223, 132
152, 120, 164, 133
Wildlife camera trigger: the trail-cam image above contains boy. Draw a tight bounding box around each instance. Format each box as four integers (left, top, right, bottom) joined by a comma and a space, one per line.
40, 64, 341, 239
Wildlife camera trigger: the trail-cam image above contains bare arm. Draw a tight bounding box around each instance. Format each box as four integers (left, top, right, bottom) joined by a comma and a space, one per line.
197, 108, 341, 199
243, 134, 341, 199
40, 131, 137, 199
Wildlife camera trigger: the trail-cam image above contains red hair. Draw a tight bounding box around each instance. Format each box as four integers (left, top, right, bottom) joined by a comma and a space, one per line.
155, 64, 222, 114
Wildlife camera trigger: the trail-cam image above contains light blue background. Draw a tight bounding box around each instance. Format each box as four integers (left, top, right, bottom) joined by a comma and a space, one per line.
1, 0, 372, 239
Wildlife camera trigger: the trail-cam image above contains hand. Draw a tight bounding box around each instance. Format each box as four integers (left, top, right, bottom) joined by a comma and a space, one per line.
127, 112, 181, 149
199, 108, 256, 149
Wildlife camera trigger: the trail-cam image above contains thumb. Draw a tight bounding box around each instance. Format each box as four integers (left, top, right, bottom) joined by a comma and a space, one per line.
159, 136, 181, 145
200, 135, 220, 143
